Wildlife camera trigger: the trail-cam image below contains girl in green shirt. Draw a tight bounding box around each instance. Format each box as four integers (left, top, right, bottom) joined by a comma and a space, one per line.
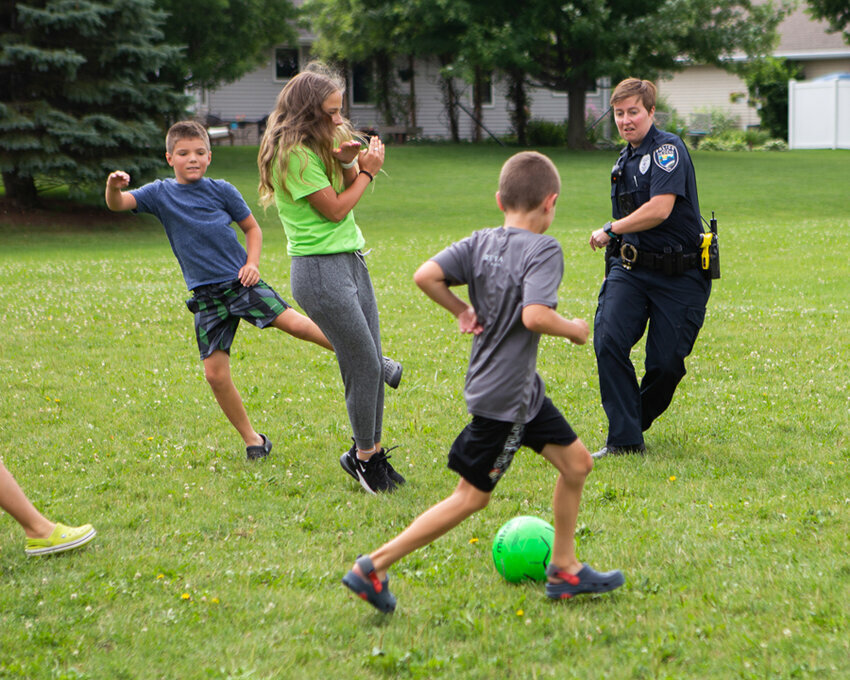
258, 63, 403, 494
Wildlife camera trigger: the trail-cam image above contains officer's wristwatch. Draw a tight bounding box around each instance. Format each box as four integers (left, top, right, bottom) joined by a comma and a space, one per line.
603, 221, 616, 238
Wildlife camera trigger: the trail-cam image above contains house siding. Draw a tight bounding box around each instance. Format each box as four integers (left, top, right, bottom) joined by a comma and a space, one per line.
203, 52, 604, 141
658, 7, 850, 132
658, 66, 760, 129
803, 58, 850, 79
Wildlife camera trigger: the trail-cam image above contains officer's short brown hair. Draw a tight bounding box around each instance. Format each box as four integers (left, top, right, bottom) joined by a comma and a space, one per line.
498, 151, 561, 212
611, 78, 657, 112
166, 120, 211, 154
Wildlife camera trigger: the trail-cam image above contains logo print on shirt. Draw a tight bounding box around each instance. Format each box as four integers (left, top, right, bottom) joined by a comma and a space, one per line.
639, 154, 651, 174
653, 144, 678, 173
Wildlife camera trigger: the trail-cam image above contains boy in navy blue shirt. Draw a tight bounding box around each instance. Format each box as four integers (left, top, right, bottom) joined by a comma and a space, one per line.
342, 152, 623, 612
106, 121, 400, 459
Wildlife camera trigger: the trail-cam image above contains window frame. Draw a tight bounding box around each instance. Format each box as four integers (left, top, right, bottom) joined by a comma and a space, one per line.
273, 46, 301, 83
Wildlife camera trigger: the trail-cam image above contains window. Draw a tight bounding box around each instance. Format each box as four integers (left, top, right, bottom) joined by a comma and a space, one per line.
275, 48, 299, 81
351, 61, 374, 106
472, 73, 494, 108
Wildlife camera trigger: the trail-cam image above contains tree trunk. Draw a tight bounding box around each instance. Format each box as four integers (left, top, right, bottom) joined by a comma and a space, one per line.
375, 52, 395, 126
408, 55, 417, 130
439, 55, 460, 142
2, 171, 39, 209
566, 84, 590, 149
472, 66, 484, 143
506, 68, 530, 146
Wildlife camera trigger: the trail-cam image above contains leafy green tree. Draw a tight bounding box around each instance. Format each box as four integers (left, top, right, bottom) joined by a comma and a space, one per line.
514, 0, 787, 147
806, 0, 850, 42
306, 0, 787, 148
307, 0, 473, 140
154, 0, 298, 90
307, 0, 405, 126
0, 0, 186, 207
738, 57, 803, 139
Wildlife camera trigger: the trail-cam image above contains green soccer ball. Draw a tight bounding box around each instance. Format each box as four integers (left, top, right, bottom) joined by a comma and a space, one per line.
492, 515, 554, 583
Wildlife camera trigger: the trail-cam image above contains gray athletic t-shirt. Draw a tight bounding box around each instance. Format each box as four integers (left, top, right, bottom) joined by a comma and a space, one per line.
431, 226, 563, 423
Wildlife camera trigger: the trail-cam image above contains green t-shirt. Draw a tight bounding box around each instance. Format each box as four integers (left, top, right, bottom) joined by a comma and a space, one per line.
274, 146, 365, 256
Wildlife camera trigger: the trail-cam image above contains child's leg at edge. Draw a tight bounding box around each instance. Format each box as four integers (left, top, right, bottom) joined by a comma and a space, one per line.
0, 460, 55, 538
202, 350, 263, 447
356, 479, 491, 580
539, 439, 594, 578
271, 308, 333, 351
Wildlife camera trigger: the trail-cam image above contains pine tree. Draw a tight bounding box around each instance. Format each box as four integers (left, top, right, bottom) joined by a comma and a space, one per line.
0, 0, 186, 208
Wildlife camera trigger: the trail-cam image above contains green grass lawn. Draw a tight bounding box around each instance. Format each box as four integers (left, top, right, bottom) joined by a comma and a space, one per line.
1, 146, 848, 679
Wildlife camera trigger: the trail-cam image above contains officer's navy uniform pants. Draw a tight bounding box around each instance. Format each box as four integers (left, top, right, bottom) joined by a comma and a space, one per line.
594, 263, 711, 448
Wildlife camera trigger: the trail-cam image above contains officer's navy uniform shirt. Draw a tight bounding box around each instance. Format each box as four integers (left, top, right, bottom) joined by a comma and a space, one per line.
612, 124, 701, 253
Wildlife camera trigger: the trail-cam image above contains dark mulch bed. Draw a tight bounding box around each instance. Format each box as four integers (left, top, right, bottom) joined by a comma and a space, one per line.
0, 197, 139, 232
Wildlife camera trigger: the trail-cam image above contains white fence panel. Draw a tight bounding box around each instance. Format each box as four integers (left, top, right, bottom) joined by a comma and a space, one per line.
789, 79, 850, 149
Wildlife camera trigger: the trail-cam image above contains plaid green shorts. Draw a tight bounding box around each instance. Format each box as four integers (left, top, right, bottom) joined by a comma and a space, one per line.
186, 279, 291, 359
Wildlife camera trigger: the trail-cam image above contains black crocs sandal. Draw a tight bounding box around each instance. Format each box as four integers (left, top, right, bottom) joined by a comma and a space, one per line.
342, 555, 397, 613
246, 433, 272, 460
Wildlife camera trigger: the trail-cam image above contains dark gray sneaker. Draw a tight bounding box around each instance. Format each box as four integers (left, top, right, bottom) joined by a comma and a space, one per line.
382, 356, 402, 389
545, 563, 625, 600
342, 555, 397, 613
340, 444, 396, 494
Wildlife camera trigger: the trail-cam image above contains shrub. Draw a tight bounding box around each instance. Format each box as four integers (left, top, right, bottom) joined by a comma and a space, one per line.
738, 57, 803, 140
693, 107, 741, 137
743, 128, 771, 149
759, 139, 788, 151
698, 137, 725, 151
655, 96, 689, 138
526, 119, 567, 146
698, 131, 788, 152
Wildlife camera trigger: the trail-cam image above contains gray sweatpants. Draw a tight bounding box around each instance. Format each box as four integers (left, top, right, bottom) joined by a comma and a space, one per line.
290, 251, 384, 450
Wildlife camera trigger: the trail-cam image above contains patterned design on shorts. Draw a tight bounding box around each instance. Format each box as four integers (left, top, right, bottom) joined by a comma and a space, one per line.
488, 422, 525, 484
186, 279, 290, 359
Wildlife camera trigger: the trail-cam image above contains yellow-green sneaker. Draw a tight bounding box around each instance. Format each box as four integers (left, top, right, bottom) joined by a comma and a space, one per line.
25, 523, 96, 557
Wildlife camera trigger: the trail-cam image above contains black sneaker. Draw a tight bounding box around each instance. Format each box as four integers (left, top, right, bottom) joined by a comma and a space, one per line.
382, 356, 403, 389
379, 445, 406, 486
340, 444, 396, 494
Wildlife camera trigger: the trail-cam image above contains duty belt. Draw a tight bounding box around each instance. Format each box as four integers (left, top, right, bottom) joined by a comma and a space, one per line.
618, 243, 700, 275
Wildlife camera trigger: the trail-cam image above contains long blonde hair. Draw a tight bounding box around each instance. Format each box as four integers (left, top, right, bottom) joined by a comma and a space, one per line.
258, 63, 358, 207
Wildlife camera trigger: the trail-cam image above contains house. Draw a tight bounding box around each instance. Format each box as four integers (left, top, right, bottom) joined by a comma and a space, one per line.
657, 6, 850, 131
195, 35, 607, 143
198, 5, 849, 142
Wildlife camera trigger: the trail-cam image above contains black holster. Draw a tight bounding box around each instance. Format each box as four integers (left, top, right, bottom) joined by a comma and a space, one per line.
700, 233, 721, 280
604, 238, 621, 276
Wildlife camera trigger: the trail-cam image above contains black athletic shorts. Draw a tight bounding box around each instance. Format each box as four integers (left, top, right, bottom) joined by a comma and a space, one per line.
448, 397, 578, 492
186, 279, 290, 360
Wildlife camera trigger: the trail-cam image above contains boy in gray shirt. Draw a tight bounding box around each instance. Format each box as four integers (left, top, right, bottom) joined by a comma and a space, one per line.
342, 151, 624, 612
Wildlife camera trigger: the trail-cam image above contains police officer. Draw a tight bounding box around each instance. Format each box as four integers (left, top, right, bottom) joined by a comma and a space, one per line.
589, 78, 711, 458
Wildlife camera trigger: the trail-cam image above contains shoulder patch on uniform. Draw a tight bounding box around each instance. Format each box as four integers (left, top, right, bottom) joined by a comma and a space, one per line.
639, 154, 651, 174
653, 144, 678, 173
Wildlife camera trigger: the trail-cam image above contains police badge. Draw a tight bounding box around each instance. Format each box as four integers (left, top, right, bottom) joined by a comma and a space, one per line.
653, 144, 678, 172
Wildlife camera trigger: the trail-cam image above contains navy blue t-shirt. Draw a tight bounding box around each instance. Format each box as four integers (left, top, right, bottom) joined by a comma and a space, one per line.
611, 125, 702, 253
131, 177, 252, 290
